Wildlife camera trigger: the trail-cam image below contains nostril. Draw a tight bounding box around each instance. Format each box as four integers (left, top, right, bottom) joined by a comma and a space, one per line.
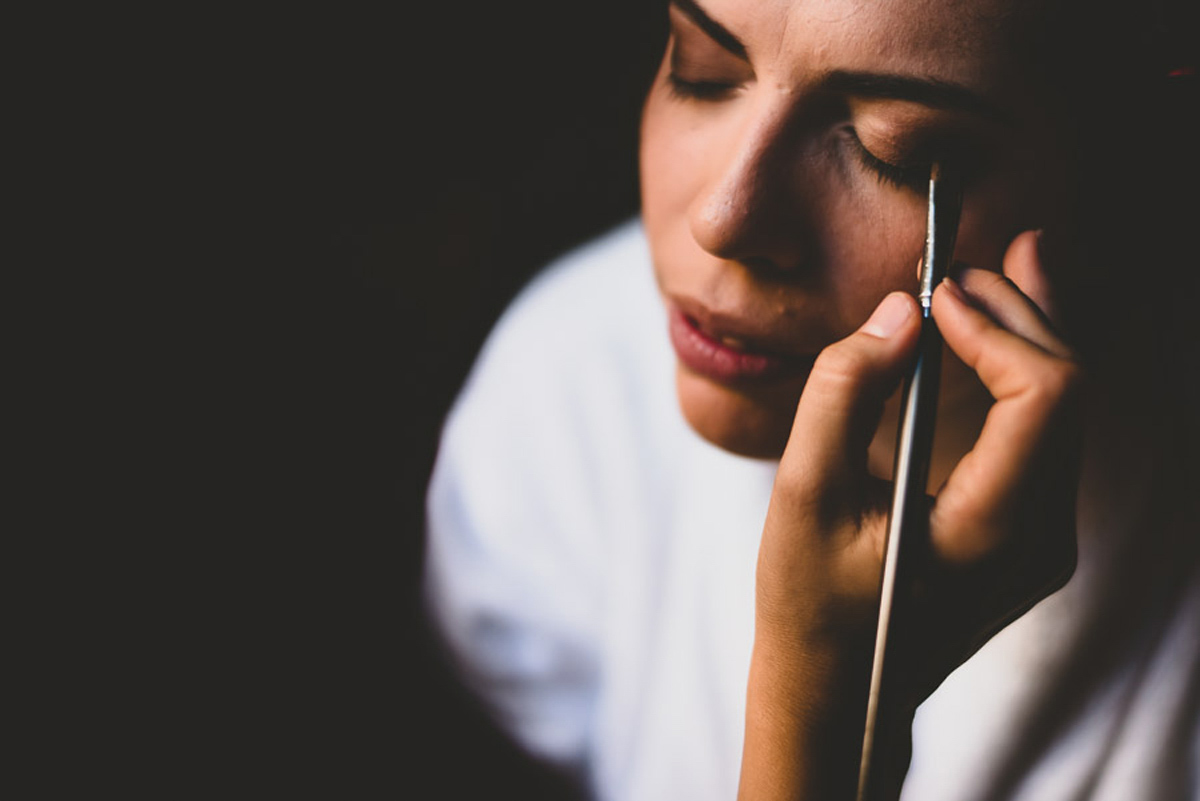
741, 256, 779, 273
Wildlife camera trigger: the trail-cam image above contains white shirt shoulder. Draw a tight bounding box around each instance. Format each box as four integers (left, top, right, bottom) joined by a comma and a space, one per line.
424, 220, 674, 766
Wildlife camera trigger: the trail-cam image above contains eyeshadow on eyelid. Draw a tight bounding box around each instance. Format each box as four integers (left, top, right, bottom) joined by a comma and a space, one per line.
856, 113, 994, 160
852, 126, 921, 163
669, 38, 753, 86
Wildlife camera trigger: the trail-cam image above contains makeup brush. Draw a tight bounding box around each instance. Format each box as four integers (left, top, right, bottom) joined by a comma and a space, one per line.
856, 162, 963, 801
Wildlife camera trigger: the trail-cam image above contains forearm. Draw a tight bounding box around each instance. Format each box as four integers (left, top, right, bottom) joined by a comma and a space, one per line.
737, 631, 912, 801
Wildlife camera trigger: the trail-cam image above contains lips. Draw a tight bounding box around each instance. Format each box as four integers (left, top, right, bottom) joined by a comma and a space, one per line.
667, 304, 816, 384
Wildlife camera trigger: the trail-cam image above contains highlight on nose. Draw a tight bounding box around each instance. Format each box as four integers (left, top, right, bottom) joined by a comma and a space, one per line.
690, 188, 755, 259
684, 111, 815, 275
688, 168, 810, 275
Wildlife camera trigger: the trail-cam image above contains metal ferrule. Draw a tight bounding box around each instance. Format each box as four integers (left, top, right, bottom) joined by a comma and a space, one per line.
918, 162, 963, 315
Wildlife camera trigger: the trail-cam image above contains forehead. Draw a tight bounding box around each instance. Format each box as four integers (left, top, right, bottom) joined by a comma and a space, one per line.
702, 0, 1038, 90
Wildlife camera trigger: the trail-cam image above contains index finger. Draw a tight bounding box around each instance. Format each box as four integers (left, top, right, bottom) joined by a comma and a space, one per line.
928, 279, 1084, 563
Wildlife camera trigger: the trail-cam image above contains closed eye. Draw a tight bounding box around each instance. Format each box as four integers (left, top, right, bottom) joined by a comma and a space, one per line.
843, 127, 934, 193
667, 72, 740, 102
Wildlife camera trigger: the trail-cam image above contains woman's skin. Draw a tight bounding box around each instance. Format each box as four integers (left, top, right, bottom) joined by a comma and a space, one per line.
639, 0, 1084, 797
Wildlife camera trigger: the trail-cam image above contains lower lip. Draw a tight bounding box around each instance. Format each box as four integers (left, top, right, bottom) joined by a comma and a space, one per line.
667, 308, 811, 384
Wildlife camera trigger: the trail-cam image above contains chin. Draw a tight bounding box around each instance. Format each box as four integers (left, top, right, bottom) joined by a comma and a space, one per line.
674, 367, 807, 461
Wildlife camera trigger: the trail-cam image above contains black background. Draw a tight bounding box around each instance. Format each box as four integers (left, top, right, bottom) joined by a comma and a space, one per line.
221, 4, 668, 796
40, 3, 667, 797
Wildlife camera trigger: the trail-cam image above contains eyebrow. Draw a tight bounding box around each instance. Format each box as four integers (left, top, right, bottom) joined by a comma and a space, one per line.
823, 71, 1011, 123
669, 0, 747, 60
669, 0, 1008, 124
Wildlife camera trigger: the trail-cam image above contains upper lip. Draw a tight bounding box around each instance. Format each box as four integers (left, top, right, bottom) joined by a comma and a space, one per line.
669, 294, 819, 360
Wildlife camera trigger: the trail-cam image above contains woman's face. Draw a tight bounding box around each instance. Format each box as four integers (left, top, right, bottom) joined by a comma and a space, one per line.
641, 0, 1074, 458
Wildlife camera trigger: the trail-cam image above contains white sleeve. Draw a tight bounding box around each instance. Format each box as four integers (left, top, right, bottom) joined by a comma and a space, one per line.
422, 260, 613, 773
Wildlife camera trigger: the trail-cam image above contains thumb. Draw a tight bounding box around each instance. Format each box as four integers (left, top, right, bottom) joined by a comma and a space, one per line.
777, 292, 923, 505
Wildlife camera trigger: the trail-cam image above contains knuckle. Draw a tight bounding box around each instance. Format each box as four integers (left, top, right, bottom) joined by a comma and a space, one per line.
932, 505, 1006, 565
963, 267, 1015, 300
967, 522, 1009, 563
1033, 358, 1085, 407
980, 268, 1014, 293
812, 343, 872, 391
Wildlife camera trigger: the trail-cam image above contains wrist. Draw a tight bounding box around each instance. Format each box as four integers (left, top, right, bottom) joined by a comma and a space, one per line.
740, 623, 916, 800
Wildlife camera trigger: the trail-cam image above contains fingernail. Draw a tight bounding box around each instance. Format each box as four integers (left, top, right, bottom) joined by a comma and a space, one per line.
862, 292, 913, 338
941, 276, 970, 304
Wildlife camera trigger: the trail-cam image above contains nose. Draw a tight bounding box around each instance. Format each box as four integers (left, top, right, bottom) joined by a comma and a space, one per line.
688, 104, 816, 275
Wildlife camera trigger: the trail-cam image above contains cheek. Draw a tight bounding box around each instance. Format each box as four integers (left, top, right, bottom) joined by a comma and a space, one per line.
640, 99, 688, 281
951, 142, 1075, 271
951, 188, 1042, 273
639, 88, 714, 257
953, 208, 1012, 271
819, 189, 928, 330
639, 109, 681, 242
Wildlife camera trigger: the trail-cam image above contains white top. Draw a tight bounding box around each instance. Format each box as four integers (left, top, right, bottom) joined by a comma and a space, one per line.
424, 220, 1199, 801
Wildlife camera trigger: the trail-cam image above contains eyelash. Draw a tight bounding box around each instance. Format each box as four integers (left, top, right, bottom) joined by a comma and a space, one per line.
667, 72, 739, 102
843, 128, 931, 193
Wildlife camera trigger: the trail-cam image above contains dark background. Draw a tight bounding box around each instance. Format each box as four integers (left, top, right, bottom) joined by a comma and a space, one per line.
245, 5, 666, 797
138, 3, 668, 797
31, 3, 668, 797
307, 5, 666, 796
